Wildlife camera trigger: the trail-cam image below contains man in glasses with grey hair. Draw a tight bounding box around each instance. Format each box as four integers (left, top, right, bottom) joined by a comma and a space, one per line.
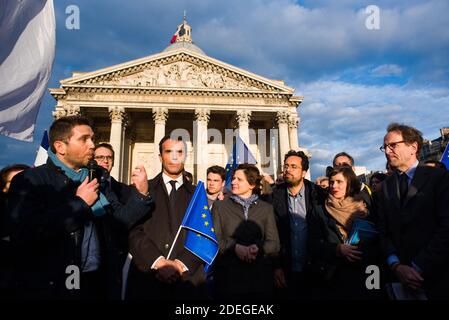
378, 123, 449, 299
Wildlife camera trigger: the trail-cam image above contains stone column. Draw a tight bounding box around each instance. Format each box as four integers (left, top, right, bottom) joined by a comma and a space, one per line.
236, 110, 251, 146
109, 106, 126, 180
276, 110, 290, 162
288, 112, 300, 151
194, 108, 210, 183
152, 107, 168, 175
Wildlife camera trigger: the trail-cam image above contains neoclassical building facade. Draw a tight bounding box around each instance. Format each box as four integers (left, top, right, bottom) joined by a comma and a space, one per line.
49, 19, 309, 183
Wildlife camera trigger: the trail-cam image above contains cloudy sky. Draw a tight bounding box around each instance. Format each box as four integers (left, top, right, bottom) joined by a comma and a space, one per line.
1, 0, 448, 179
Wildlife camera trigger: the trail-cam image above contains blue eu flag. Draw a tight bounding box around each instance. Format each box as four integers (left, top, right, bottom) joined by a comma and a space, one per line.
440, 142, 449, 170
181, 181, 219, 267
225, 136, 257, 190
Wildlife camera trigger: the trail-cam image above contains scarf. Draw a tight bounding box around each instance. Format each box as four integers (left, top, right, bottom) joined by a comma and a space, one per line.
325, 194, 368, 240
230, 193, 259, 220
47, 149, 109, 216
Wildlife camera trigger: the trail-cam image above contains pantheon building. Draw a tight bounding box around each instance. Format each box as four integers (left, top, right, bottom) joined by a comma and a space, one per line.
49, 19, 310, 183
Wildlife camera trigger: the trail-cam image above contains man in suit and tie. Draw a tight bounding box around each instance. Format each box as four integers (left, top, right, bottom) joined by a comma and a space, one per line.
126, 136, 206, 299
94, 143, 148, 299
378, 123, 449, 299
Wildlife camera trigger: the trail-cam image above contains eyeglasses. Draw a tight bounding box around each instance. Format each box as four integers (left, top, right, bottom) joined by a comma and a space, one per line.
94, 155, 113, 162
380, 141, 406, 152
283, 164, 301, 171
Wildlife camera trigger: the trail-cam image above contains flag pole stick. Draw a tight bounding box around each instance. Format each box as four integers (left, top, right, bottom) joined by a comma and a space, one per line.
166, 225, 183, 260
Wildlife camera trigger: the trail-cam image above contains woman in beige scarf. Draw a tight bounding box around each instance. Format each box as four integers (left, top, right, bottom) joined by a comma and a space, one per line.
307, 166, 381, 299
325, 167, 369, 261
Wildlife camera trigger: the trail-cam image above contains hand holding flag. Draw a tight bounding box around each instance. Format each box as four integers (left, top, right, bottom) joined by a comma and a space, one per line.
167, 181, 219, 269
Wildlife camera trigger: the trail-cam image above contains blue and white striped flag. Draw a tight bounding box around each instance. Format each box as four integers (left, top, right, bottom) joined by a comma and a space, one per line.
0, 0, 56, 141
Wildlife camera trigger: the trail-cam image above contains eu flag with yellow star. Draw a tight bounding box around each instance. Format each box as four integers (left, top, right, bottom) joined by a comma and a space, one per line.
181, 181, 219, 266
225, 136, 257, 190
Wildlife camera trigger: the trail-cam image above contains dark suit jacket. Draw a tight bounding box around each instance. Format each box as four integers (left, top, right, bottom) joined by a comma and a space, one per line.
127, 172, 205, 299
378, 165, 449, 299
7, 159, 152, 299
110, 177, 133, 205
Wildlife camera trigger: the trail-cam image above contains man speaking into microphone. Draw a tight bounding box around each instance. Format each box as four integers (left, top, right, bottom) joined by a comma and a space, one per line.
7, 115, 153, 299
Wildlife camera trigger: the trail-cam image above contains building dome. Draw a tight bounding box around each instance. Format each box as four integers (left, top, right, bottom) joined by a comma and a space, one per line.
163, 41, 205, 55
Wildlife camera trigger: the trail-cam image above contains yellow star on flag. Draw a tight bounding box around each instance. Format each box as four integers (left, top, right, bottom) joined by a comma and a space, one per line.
203, 205, 208, 210
211, 228, 215, 232
202, 213, 206, 219
204, 221, 209, 226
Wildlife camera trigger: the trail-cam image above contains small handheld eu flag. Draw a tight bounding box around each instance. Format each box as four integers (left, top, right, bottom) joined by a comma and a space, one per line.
167, 181, 219, 269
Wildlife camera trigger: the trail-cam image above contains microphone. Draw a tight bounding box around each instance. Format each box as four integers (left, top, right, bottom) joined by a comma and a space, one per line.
87, 159, 98, 182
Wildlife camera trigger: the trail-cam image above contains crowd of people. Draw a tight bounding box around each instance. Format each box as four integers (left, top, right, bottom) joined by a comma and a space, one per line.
0, 115, 448, 300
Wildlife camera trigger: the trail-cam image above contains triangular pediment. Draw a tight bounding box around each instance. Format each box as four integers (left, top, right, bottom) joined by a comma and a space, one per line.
59, 48, 294, 94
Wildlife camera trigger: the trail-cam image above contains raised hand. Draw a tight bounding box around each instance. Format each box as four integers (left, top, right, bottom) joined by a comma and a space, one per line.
131, 165, 149, 196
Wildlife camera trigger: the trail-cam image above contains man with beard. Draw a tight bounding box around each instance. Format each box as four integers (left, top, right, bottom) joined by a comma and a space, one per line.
378, 123, 449, 299
265, 150, 323, 299
7, 116, 152, 299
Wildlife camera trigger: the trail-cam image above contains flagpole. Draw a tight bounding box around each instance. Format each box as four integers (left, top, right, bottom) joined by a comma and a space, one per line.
166, 225, 183, 260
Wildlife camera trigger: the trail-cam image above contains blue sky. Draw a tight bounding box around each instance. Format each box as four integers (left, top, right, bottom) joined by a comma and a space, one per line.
1, 0, 448, 179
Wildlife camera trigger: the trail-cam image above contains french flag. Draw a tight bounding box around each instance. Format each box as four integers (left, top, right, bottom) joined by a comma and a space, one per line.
170, 24, 186, 44
34, 130, 49, 167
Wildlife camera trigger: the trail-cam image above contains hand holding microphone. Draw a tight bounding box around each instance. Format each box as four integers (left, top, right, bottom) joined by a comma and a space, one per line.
76, 160, 100, 206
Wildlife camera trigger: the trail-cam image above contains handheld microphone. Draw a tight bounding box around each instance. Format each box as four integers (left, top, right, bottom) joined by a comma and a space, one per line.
87, 159, 98, 182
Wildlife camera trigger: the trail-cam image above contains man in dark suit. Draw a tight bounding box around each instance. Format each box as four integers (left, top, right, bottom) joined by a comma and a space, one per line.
378, 123, 449, 299
126, 136, 205, 299
7, 116, 152, 299
265, 150, 323, 299
93, 142, 144, 299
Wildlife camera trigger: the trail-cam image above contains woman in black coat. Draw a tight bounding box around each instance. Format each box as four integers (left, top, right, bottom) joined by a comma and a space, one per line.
212, 164, 280, 299
307, 166, 382, 300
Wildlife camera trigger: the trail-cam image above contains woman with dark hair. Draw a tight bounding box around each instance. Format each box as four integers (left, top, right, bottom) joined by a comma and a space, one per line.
307, 166, 381, 299
212, 164, 280, 299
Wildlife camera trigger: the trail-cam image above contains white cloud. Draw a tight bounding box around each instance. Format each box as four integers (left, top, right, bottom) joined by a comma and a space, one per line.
372, 64, 403, 77
2, 0, 449, 171
297, 80, 449, 179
